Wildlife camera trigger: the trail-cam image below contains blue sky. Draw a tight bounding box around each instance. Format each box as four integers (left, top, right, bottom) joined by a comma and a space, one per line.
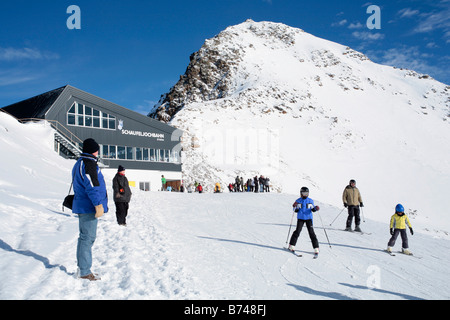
1, 0, 449, 114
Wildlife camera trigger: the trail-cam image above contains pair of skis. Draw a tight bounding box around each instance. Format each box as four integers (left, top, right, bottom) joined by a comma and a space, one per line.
384, 250, 420, 258
283, 247, 318, 259
343, 229, 372, 235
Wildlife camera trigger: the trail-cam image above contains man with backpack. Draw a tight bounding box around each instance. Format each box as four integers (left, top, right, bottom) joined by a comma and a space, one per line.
72, 138, 108, 281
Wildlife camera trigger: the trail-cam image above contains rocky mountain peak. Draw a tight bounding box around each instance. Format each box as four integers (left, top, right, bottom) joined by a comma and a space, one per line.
148, 20, 446, 124
148, 20, 322, 122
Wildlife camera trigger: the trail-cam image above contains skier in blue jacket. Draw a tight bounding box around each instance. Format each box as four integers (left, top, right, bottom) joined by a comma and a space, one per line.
72, 138, 108, 281
288, 187, 320, 255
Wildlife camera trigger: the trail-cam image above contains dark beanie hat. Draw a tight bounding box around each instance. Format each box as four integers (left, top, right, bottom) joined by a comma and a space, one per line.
82, 138, 99, 154
118, 165, 125, 172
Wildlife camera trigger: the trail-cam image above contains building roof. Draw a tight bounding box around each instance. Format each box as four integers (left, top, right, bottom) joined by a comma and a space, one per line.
1, 85, 180, 135
1, 85, 67, 120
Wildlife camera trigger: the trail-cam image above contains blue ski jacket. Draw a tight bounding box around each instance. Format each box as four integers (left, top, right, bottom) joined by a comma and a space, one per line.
293, 197, 316, 221
72, 153, 108, 214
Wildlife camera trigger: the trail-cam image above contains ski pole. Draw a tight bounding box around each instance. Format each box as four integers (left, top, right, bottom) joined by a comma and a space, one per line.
285, 210, 295, 245
329, 207, 345, 226
318, 211, 332, 248
360, 206, 366, 223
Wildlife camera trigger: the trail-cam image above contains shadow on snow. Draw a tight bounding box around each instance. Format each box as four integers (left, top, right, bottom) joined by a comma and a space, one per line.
0, 238, 72, 276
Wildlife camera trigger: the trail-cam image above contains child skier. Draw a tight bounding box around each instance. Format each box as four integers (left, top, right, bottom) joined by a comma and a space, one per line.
288, 187, 320, 256
387, 204, 414, 255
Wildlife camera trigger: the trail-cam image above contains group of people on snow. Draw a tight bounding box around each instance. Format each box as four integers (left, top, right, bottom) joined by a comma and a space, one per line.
185, 181, 203, 193
227, 175, 271, 193
70, 138, 414, 281
287, 179, 414, 257
161, 178, 202, 193
159, 175, 271, 194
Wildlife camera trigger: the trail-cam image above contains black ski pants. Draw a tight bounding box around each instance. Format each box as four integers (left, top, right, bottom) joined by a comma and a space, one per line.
115, 202, 129, 225
346, 205, 361, 228
388, 229, 409, 249
289, 219, 319, 249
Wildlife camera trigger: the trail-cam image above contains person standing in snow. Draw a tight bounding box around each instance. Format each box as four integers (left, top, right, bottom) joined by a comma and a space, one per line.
387, 204, 414, 255
235, 176, 241, 192
288, 187, 320, 255
112, 165, 132, 226
72, 138, 108, 281
264, 177, 270, 192
259, 175, 264, 193
161, 175, 166, 191
342, 179, 364, 232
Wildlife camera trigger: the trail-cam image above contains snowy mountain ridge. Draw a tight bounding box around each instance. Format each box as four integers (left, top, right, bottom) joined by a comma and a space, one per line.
148, 20, 450, 234
149, 19, 448, 121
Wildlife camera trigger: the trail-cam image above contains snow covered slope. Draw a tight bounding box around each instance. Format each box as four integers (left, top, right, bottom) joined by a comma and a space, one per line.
148, 20, 450, 234
1, 112, 450, 300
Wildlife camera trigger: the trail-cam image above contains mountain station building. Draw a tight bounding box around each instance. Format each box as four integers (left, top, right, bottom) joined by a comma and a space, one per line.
1, 85, 183, 191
